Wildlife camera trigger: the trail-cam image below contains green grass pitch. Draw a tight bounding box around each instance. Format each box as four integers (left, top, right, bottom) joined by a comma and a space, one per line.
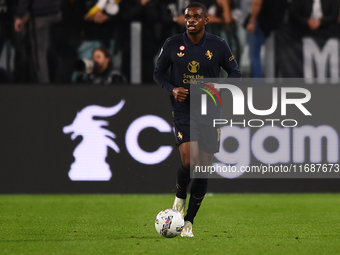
0, 194, 339, 255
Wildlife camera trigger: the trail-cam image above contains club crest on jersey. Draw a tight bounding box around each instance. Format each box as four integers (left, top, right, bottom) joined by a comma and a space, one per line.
205, 50, 213, 60
177, 52, 185, 57
179, 45, 185, 51
187, 61, 200, 73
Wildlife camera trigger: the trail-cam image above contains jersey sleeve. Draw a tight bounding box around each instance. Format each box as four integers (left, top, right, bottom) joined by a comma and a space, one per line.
220, 40, 242, 78
153, 40, 175, 95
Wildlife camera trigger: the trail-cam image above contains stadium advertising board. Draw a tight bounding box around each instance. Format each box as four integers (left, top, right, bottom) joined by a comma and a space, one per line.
0, 85, 339, 193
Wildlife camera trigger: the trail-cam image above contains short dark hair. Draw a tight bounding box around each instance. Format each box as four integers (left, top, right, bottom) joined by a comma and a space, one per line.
93, 47, 111, 59
185, 2, 208, 17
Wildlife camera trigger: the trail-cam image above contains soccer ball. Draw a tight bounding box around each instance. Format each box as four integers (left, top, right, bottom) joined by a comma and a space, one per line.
155, 209, 184, 238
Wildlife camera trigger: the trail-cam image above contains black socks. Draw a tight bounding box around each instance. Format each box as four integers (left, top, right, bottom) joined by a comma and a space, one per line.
184, 178, 208, 224
175, 163, 191, 199
175, 163, 209, 224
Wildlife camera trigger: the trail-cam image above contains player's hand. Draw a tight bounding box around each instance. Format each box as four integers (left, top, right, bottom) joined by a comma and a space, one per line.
172, 87, 189, 102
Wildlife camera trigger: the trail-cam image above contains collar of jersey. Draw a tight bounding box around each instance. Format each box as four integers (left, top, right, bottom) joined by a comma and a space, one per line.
182, 31, 207, 47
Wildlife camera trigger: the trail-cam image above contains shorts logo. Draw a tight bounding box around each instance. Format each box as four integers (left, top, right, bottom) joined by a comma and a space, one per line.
188, 61, 200, 73
205, 50, 213, 60
177, 132, 183, 140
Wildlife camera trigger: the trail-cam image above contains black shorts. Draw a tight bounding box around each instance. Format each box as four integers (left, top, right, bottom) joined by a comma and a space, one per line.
173, 117, 221, 154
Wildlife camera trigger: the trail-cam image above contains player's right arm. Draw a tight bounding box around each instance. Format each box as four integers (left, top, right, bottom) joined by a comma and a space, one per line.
153, 39, 189, 102
153, 40, 176, 95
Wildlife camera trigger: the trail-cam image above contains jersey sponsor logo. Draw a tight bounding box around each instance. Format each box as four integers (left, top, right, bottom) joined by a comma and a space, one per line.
205, 50, 213, 60
179, 45, 185, 51
188, 61, 200, 73
177, 52, 185, 57
229, 54, 235, 61
182, 73, 204, 84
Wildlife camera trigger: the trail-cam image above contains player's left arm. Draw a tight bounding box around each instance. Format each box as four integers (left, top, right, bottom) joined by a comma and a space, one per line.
153, 41, 175, 95
220, 41, 241, 78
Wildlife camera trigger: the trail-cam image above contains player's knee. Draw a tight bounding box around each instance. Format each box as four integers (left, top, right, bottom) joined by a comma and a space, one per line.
181, 159, 191, 171
181, 157, 199, 171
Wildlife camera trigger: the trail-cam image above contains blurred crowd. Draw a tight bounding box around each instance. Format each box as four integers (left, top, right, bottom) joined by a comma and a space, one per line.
0, 0, 339, 84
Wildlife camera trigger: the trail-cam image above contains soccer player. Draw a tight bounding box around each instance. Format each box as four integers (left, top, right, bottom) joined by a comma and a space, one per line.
153, 2, 241, 237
